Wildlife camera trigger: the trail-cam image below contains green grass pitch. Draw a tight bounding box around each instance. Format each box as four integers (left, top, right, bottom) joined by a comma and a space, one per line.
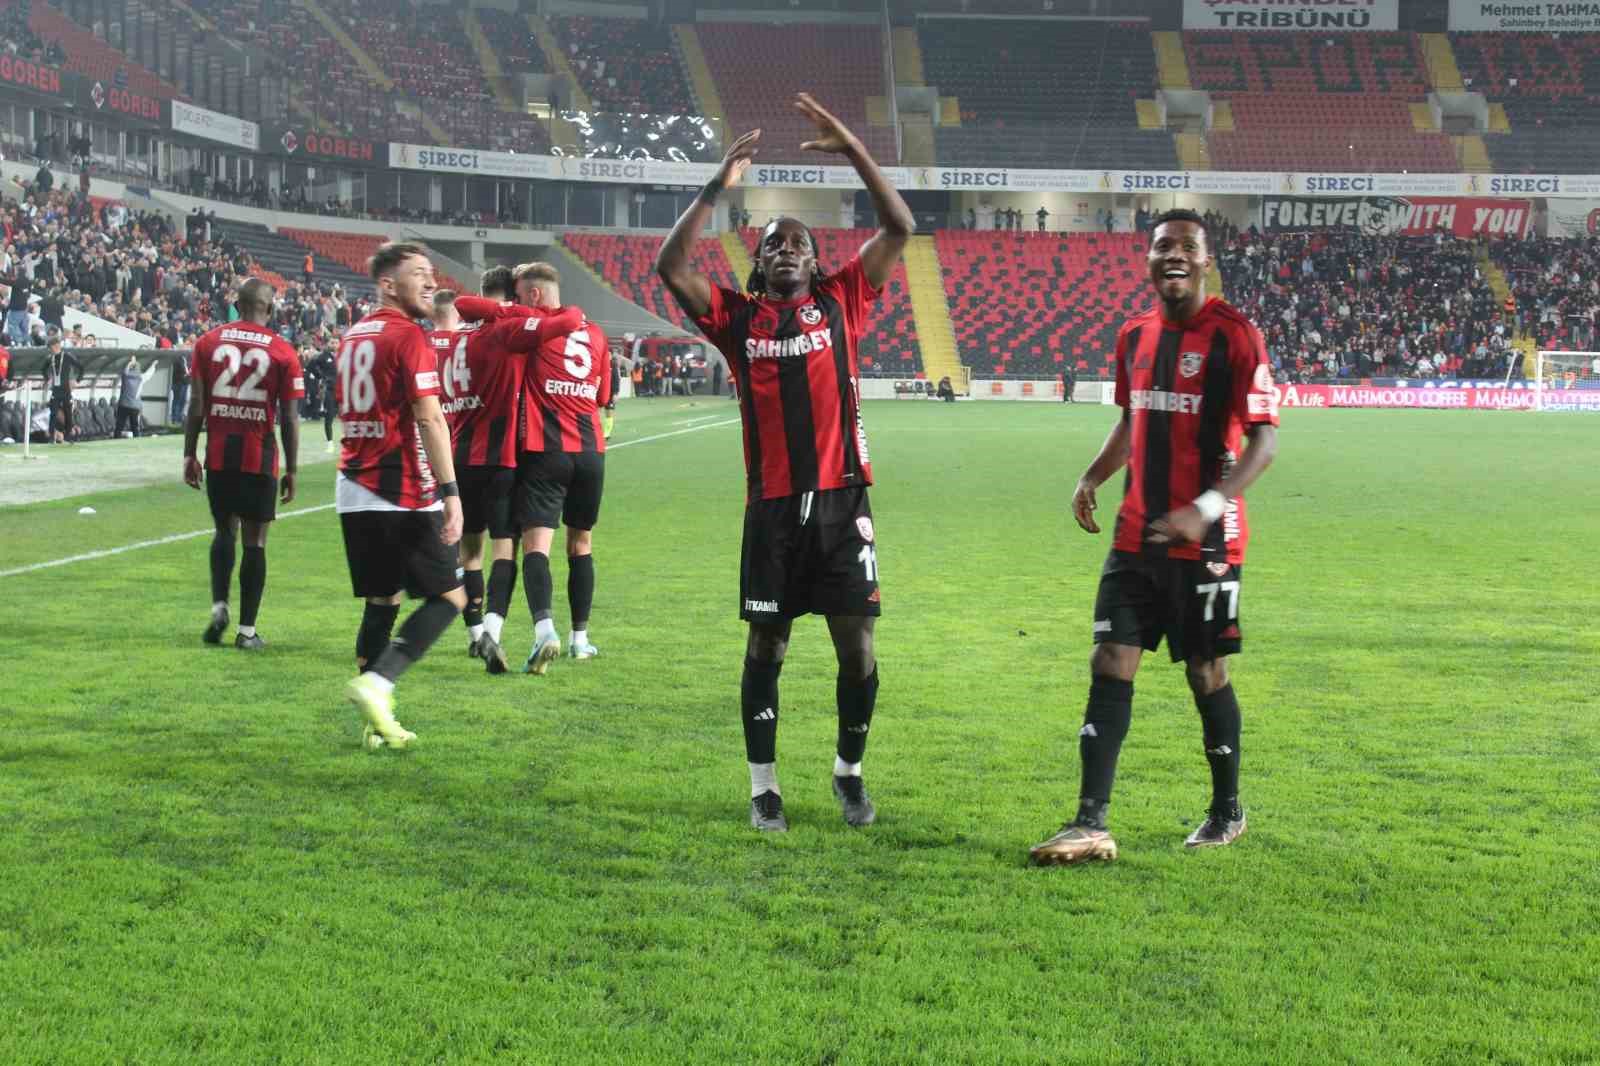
0, 399, 1596, 1065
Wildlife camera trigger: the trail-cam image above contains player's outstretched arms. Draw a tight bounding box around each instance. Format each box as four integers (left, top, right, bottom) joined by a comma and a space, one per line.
1073, 415, 1133, 534
656, 128, 761, 320
794, 93, 914, 289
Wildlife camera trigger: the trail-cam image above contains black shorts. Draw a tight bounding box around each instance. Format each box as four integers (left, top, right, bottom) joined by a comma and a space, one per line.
340, 509, 461, 599
515, 450, 604, 531
740, 486, 881, 623
207, 470, 277, 524
1093, 550, 1243, 664
460, 465, 517, 539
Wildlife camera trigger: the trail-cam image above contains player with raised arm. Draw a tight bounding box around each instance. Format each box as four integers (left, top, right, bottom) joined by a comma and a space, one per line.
182, 278, 303, 649
445, 267, 586, 673
655, 94, 914, 832
496, 262, 610, 674
336, 242, 467, 750
1029, 209, 1280, 866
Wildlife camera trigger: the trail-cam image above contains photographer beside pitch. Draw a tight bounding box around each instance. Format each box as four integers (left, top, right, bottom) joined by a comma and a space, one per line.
1030, 209, 1279, 866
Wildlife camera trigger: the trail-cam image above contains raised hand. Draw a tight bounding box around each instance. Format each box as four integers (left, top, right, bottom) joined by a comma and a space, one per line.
795, 93, 861, 156
717, 129, 761, 189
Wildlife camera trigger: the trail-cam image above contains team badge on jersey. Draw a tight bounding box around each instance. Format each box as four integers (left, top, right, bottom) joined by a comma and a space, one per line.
1180, 352, 1205, 378
856, 516, 875, 543
1206, 561, 1230, 577
799, 305, 822, 327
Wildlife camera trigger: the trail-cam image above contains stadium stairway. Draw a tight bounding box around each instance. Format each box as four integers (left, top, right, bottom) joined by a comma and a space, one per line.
902, 236, 965, 392
1419, 33, 1465, 92
719, 232, 754, 290
1455, 134, 1492, 172
1153, 31, 1193, 90
671, 25, 725, 122
528, 15, 589, 153
892, 28, 926, 87
298, 0, 451, 145
1477, 251, 1538, 374
1176, 132, 1210, 170
463, 10, 521, 114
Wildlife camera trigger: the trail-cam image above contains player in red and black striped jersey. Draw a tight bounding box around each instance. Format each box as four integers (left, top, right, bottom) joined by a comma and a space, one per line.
425, 291, 487, 661
1030, 209, 1280, 868
182, 278, 304, 651
337, 242, 468, 751
441, 274, 590, 673
657, 94, 915, 833
498, 261, 611, 675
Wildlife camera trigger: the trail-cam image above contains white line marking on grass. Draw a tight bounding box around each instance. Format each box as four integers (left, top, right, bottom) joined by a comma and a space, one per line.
0, 503, 337, 577
0, 418, 739, 578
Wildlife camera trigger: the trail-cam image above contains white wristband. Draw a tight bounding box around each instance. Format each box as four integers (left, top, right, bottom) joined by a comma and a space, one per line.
1193, 489, 1226, 524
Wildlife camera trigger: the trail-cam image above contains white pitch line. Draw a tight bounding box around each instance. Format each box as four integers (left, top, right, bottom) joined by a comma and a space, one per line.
0, 417, 739, 579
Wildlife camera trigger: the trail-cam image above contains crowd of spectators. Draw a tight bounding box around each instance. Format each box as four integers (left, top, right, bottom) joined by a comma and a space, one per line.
1, 1, 66, 67
1, 171, 373, 367
1492, 240, 1600, 352
1217, 228, 1516, 382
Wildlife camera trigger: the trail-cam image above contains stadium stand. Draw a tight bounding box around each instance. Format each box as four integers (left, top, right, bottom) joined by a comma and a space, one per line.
276, 228, 473, 295
561, 232, 739, 332
474, 8, 544, 75
1, 180, 368, 355
1186, 32, 1456, 172
935, 231, 1150, 377
552, 16, 696, 117
1450, 32, 1600, 173
918, 20, 1176, 169
343, 0, 551, 154
214, 220, 371, 293
1216, 230, 1507, 381
695, 22, 896, 164
15, 0, 185, 102
1491, 239, 1600, 352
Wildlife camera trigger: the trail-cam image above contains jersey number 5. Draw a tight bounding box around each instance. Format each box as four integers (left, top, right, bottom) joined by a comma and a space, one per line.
212, 344, 270, 402
563, 329, 592, 380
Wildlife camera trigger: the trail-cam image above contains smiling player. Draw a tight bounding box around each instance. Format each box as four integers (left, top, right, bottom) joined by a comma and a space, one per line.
1029, 208, 1280, 866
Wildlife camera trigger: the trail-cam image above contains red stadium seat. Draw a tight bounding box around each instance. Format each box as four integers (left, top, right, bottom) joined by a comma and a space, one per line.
936, 231, 1151, 378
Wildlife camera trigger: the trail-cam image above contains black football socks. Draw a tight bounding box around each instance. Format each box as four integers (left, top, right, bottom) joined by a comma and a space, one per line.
486, 558, 517, 619
835, 666, 878, 769
1195, 683, 1243, 817
238, 546, 266, 630
741, 656, 783, 765
355, 602, 400, 670
209, 529, 235, 606
522, 551, 553, 624
1075, 676, 1134, 830
462, 568, 485, 631
371, 596, 460, 683
566, 553, 594, 633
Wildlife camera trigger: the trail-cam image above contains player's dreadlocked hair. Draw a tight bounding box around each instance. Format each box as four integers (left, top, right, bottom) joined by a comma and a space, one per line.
745, 218, 829, 297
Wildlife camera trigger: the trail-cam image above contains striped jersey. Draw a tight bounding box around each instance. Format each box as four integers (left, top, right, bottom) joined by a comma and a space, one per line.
191, 321, 304, 477
694, 256, 878, 500
1112, 296, 1279, 565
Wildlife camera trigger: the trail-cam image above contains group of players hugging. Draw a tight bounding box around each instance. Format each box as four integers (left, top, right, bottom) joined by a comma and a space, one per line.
181, 95, 1280, 863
